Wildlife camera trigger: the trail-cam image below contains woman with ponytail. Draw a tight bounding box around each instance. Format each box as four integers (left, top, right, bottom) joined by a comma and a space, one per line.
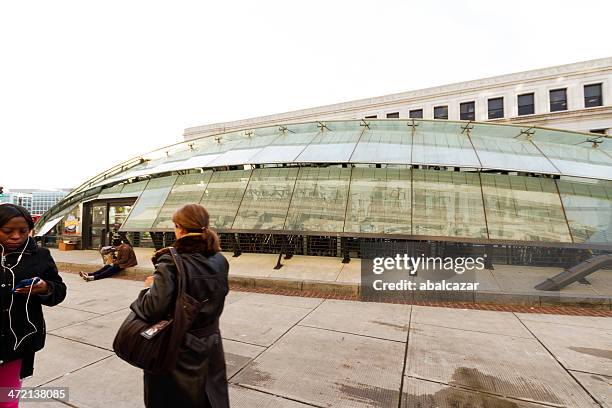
130, 204, 229, 408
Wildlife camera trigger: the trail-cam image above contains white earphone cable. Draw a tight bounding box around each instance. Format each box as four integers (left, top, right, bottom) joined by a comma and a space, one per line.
1, 237, 39, 351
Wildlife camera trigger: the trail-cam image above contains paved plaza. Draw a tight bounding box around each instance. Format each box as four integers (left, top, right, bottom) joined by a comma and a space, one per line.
15, 271, 611, 407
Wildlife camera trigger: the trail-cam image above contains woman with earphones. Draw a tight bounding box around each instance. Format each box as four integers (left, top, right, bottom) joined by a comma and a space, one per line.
0, 204, 66, 407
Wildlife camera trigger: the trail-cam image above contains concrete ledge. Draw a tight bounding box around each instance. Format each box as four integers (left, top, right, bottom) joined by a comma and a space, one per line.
539, 293, 611, 310
474, 291, 541, 306
252, 277, 303, 291
56, 261, 611, 309
229, 276, 256, 288
57, 263, 152, 281
56, 262, 100, 274
302, 280, 359, 296
413, 290, 475, 303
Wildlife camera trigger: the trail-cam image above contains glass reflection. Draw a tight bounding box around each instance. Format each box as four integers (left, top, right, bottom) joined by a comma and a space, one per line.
285, 167, 351, 232
344, 168, 411, 234
152, 172, 213, 229
481, 174, 572, 242
232, 168, 298, 230
121, 176, 178, 230
200, 170, 252, 229
557, 178, 612, 243
412, 169, 487, 238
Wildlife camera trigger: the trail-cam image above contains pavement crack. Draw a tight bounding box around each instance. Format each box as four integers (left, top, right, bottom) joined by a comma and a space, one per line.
511, 312, 604, 407
397, 306, 413, 408
296, 323, 406, 343
233, 383, 324, 407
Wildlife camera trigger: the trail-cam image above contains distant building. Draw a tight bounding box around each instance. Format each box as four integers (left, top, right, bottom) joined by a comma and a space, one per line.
0, 192, 33, 212
185, 57, 612, 139
2, 189, 71, 216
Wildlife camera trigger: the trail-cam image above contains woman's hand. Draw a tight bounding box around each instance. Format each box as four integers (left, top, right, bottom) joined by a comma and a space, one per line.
14, 279, 49, 295
144, 276, 155, 288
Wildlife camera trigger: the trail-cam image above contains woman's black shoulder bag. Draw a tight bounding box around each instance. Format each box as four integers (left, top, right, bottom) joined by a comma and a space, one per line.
113, 247, 203, 374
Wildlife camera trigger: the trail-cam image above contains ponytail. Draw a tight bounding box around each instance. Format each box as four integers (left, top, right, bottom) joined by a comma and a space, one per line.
172, 204, 222, 256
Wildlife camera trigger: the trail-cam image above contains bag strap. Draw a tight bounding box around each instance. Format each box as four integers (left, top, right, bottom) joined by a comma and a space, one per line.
168, 247, 186, 297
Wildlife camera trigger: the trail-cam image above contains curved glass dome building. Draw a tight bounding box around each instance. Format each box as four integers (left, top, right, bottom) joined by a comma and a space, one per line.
36, 119, 612, 265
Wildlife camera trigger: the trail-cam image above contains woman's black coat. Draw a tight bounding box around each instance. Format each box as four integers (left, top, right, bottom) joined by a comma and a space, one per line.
130, 235, 230, 408
0, 238, 66, 378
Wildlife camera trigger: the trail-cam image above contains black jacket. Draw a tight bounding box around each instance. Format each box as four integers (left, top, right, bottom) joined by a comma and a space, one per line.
130, 235, 230, 408
0, 238, 66, 378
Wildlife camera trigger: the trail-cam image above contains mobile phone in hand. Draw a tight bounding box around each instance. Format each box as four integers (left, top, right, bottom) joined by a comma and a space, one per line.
13, 277, 41, 292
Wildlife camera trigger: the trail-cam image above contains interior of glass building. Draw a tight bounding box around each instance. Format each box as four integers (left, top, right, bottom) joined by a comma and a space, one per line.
35, 119, 612, 267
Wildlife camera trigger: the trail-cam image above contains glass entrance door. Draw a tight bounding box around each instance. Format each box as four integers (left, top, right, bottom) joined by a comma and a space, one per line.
84, 200, 135, 249
90, 204, 107, 248
109, 204, 132, 234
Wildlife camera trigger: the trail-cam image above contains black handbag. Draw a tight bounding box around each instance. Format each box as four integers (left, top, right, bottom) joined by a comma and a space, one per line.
113, 247, 203, 374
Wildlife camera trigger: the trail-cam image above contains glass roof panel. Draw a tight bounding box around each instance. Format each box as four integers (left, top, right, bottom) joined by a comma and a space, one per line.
232, 168, 298, 230
120, 176, 178, 230
97, 183, 125, 199
349, 120, 412, 164
481, 174, 572, 242
120, 180, 150, 196
247, 123, 319, 164
207, 127, 283, 167
557, 178, 612, 244
295, 121, 363, 163
533, 140, 612, 180
285, 167, 351, 232
200, 169, 251, 229
469, 123, 559, 174
169, 154, 224, 171
344, 167, 411, 234
151, 171, 213, 230
412, 169, 487, 238
412, 121, 480, 167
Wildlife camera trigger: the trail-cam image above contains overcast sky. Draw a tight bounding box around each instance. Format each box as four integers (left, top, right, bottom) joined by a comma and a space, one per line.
1, 0, 610, 190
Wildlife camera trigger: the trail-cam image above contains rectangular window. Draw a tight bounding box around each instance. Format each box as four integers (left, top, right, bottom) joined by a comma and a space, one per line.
517, 93, 535, 115
550, 88, 567, 112
433, 105, 448, 120
459, 101, 475, 121
487, 97, 504, 119
365, 115, 377, 119
386, 112, 399, 118
409, 109, 423, 119
584, 83, 603, 108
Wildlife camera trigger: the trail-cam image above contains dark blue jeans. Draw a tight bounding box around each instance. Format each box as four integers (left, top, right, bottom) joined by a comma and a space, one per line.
92, 264, 123, 280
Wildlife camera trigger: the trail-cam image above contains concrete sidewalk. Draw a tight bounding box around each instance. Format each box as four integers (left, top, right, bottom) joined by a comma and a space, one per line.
19, 273, 612, 407
50, 248, 612, 309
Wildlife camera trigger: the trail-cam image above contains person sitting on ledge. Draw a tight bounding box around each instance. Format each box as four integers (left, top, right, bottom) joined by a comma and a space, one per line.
80, 238, 137, 281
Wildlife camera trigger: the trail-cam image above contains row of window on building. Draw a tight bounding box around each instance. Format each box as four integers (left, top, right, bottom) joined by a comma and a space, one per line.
0, 191, 68, 216
366, 83, 604, 122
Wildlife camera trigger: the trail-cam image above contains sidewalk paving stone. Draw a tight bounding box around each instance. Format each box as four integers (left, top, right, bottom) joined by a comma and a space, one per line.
43, 306, 100, 331
570, 371, 612, 408
402, 376, 552, 407
23, 335, 113, 387
299, 299, 410, 342
229, 384, 313, 407
220, 299, 314, 347
42, 356, 142, 408
519, 319, 612, 376
50, 308, 131, 351
406, 323, 599, 407
232, 325, 405, 408
411, 306, 533, 339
